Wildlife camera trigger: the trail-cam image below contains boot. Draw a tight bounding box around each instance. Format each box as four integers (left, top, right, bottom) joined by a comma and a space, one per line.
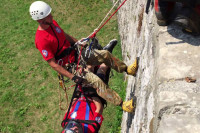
127, 57, 139, 76
154, 0, 175, 26
122, 96, 137, 113
103, 39, 118, 53
174, 6, 191, 28
92, 38, 103, 50
174, 6, 200, 36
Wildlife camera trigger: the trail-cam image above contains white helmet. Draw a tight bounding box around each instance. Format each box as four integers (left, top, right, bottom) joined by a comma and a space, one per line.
29, 1, 52, 20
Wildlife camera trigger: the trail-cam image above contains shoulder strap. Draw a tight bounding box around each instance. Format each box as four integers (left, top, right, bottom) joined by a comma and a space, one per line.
50, 25, 77, 61
50, 25, 60, 57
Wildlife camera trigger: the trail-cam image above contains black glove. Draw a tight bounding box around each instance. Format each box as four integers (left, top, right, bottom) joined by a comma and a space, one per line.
72, 75, 84, 85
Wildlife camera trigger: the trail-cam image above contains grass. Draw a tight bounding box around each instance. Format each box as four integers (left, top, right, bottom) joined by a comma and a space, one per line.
0, 0, 126, 133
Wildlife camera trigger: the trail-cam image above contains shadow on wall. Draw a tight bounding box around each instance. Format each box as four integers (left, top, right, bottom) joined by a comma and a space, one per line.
166, 24, 200, 46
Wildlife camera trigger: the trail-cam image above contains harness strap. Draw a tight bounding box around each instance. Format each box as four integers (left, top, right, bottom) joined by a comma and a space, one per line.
63, 119, 100, 133
50, 25, 60, 57
62, 84, 79, 126
83, 89, 94, 116
84, 102, 90, 133
50, 24, 76, 62
54, 47, 74, 60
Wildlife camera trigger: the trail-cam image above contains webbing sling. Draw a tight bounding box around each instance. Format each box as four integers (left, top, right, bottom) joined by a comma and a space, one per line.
54, 47, 74, 60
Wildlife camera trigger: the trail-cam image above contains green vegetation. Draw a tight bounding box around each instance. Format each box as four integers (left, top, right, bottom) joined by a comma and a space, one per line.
0, 0, 126, 133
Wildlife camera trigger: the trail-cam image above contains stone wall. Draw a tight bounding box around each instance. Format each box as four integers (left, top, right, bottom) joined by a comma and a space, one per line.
117, 0, 157, 132
116, 0, 200, 133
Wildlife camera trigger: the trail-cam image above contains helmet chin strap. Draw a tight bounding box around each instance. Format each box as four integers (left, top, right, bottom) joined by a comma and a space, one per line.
38, 19, 52, 25
38, 20, 52, 30
42, 20, 52, 25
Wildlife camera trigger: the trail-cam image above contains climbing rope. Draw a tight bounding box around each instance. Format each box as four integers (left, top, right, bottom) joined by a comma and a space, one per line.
58, 73, 69, 110
96, 0, 120, 30
88, 0, 128, 39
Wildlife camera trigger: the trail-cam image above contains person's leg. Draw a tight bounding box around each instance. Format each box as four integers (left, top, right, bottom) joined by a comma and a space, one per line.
86, 50, 139, 76
86, 50, 126, 72
92, 97, 104, 115
81, 39, 138, 75
85, 65, 94, 72
83, 70, 123, 106
95, 63, 137, 113
96, 63, 110, 85
90, 64, 113, 115
96, 63, 107, 76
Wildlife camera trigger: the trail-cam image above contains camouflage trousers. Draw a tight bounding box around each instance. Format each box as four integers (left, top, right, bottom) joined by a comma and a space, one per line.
83, 70, 122, 105
70, 50, 127, 105
85, 50, 127, 73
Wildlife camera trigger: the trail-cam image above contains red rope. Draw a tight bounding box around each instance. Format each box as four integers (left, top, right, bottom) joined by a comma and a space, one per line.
89, 0, 128, 39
